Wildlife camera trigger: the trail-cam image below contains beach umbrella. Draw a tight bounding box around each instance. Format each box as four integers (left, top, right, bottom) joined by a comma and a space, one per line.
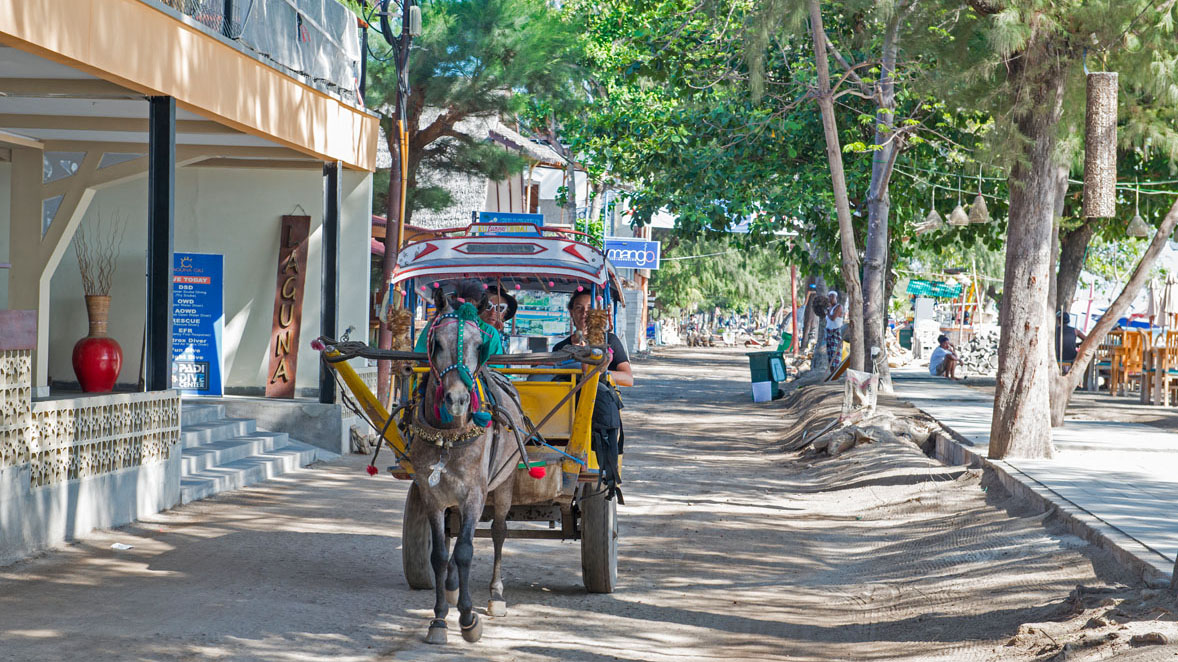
1147, 278, 1161, 326
1158, 273, 1178, 330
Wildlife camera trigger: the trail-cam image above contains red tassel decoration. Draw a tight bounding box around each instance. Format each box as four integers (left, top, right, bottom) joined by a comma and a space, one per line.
528, 466, 546, 479
366, 465, 378, 476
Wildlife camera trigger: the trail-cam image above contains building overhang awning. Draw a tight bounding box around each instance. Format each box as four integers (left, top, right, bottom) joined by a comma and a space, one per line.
0, 0, 377, 171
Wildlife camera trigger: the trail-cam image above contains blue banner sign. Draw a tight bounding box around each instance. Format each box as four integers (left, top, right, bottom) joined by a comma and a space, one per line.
172, 253, 224, 395
605, 238, 661, 270
471, 212, 545, 236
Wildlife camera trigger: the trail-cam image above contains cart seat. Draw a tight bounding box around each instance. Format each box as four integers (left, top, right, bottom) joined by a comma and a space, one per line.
513, 376, 576, 440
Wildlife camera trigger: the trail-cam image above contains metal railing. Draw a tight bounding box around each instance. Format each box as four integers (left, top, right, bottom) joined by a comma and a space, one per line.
151, 0, 362, 102
158, 0, 247, 37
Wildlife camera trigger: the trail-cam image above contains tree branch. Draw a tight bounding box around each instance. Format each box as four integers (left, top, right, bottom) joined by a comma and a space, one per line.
1063, 196, 1178, 392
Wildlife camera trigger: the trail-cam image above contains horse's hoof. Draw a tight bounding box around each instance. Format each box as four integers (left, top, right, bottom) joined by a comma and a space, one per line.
425, 619, 447, 645
487, 599, 508, 617
461, 614, 483, 643
445, 588, 459, 606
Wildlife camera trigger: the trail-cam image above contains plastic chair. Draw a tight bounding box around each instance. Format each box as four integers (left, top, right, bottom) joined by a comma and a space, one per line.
1094, 331, 1122, 394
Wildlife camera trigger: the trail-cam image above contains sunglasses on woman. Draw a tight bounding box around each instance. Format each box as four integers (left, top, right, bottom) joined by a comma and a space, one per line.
489, 302, 510, 314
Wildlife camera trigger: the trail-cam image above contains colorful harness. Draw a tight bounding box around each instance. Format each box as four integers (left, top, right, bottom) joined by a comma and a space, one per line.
426, 303, 494, 428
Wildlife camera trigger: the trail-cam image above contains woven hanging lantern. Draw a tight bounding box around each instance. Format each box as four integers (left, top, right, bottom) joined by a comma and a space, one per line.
969, 165, 991, 223
947, 173, 969, 226
1083, 72, 1118, 217
1127, 177, 1148, 237
916, 186, 944, 235
917, 209, 944, 235
969, 195, 991, 224
1128, 213, 1149, 237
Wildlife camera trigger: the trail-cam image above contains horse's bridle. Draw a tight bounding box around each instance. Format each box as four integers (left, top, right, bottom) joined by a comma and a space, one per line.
425, 307, 493, 425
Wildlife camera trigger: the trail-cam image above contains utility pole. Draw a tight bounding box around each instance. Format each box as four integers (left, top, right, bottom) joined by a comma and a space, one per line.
375, 0, 420, 406
379, 0, 419, 259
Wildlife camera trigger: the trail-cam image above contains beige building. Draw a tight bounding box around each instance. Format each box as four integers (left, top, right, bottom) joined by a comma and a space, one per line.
0, 0, 378, 562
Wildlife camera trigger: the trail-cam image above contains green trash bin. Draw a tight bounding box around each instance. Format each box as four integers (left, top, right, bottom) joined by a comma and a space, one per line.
746, 351, 787, 402
776, 333, 793, 354
898, 327, 913, 350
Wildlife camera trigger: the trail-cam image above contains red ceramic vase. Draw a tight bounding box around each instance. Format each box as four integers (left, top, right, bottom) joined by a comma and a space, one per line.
72, 295, 122, 392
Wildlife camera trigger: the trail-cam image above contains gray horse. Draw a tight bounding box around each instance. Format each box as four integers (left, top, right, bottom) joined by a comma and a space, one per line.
409, 286, 528, 644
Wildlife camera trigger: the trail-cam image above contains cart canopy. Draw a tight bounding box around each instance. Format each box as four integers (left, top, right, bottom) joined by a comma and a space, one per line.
393, 223, 621, 297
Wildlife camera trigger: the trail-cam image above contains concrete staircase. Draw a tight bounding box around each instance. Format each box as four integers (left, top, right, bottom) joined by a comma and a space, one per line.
179, 402, 338, 504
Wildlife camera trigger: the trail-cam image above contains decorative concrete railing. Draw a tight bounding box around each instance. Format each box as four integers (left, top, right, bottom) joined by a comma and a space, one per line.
355, 365, 379, 399
1, 350, 181, 489
0, 349, 33, 469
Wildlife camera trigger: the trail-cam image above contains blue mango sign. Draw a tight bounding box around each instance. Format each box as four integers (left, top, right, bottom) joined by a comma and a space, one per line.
605, 238, 661, 270
172, 253, 224, 395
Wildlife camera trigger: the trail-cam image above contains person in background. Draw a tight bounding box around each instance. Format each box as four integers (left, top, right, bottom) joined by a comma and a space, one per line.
413, 281, 503, 357
928, 334, 960, 380
1054, 310, 1087, 366
480, 285, 518, 339
825, 290, 844, 372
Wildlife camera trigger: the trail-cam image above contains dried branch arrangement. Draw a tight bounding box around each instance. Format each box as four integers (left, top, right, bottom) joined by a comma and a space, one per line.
74, 212, 127, 296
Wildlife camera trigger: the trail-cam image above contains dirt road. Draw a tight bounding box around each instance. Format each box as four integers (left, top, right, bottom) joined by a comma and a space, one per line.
1, 347, 1174, 661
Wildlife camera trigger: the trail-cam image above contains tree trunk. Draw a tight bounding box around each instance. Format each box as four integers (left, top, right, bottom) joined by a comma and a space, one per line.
862, 9, 902, 393
803, 274, 826, 369
989, 52, 1067, 460
806, 0, 864, 373
1050, 197, 1178, 425
1046, 166, 1068, 317
1056, 219, 1097, 316
810, 277, 830, 373
377, 119, 403, 407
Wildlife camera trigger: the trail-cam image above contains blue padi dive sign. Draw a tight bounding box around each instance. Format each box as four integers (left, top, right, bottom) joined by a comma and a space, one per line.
172, 253, 224, 395
605, 238, 661, 270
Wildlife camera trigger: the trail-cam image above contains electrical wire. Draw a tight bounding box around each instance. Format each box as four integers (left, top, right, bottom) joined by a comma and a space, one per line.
662, 237, 788, 261
892, 165, 1008, 202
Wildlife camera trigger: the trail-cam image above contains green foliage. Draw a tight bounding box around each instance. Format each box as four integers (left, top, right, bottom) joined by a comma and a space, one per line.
364, 0, 582, 221
651, 237, 793, 315
931, 1, 1178, 172
554, 0, 1009, 292
574, 216, 604, 250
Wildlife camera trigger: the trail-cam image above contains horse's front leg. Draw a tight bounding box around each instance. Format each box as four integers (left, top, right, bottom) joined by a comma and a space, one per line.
455, 496, 486, 642
425, 510, 450, 645
488, 483, 512, 617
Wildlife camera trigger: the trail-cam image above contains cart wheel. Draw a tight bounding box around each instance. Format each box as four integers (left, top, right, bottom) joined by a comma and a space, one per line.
580, 489, 617, 594
403, 482, 436, 590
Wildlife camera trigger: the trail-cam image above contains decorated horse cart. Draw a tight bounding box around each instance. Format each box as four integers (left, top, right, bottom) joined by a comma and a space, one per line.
314, 221, 626, 644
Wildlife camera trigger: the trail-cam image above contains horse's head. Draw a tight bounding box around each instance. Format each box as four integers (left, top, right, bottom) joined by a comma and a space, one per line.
428, 285, 490, 424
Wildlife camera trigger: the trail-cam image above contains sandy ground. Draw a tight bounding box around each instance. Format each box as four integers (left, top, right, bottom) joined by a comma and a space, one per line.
1, 347, 1176, 661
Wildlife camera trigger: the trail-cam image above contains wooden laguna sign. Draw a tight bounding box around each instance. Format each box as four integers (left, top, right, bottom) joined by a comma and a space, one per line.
266, 215, 310, 398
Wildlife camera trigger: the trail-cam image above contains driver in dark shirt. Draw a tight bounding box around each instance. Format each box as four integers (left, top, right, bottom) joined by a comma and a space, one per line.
552, 291, 634, 386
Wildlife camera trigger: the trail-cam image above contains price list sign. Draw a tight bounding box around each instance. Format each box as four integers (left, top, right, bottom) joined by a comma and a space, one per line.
172, 253, 224, 395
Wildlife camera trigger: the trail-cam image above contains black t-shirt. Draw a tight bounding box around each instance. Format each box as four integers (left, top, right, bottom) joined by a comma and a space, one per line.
1055, 324, 1079, 362
554, 332, 629, 371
